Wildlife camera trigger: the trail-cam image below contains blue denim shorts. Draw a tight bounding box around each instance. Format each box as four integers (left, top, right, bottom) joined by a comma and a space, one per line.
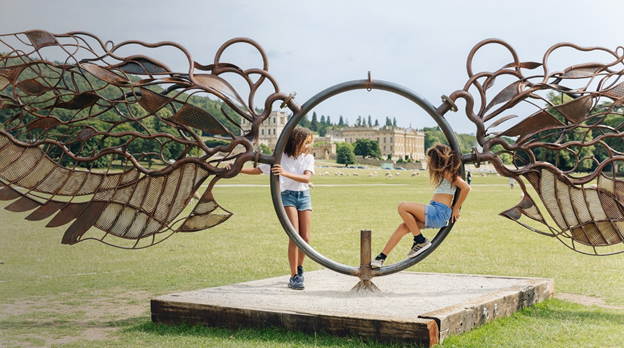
424, 201, 452, 229
281, 190, 312, 211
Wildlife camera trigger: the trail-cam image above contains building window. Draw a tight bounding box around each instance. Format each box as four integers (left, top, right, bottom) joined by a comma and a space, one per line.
273, 129, 276, 135
273, 117, 276, 123
384, 146, 386, 151
261, 129, 264, 135
384, 138, 386, 143
391, 146, 393, 151
390, 137, 393, 143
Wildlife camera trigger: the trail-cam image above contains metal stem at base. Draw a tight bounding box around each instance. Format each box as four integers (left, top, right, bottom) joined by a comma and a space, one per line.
351, 229, 380, 293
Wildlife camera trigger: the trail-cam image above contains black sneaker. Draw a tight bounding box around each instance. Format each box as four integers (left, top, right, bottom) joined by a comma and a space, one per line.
288, 274, 305, 290
371, 257, 384, 269
297, 265, 304, 282
407, 238, 431, 258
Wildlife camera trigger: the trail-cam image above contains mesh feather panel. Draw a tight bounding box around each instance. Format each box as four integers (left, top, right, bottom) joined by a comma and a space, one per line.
540, 169, 567, 229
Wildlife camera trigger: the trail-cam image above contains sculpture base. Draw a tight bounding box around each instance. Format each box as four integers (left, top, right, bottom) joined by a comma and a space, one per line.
151, 269, 553, 346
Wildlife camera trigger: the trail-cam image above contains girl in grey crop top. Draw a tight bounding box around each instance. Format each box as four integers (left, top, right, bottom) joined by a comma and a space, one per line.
370, 144, 471, 270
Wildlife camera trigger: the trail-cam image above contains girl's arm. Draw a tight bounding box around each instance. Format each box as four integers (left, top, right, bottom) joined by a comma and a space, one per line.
224, 162, 263, 175
451, 176, 471, 222
240, 167, 263, 175
272, 164, 312, 183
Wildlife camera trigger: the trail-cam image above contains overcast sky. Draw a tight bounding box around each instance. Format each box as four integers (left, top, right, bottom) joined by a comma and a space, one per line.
3, 0, 623, 133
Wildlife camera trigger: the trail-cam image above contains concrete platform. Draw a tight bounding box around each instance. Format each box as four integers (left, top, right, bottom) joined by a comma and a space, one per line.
151, 269, 554, 346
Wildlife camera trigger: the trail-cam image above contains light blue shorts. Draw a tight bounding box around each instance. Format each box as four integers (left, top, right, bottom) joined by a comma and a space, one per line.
281, 190, 312, 211
424, 201, 452, 229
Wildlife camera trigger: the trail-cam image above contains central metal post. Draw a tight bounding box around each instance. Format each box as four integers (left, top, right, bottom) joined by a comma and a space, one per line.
351, 229, 380, 293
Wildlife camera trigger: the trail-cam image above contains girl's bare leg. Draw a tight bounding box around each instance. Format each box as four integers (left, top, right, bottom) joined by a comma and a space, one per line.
398, 201, 426, 237
297, 210, 312, 267
284, 206, 300, 277
381, 222, 411, 256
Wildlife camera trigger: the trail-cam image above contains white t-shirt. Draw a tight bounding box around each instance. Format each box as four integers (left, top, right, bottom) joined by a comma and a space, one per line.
259, 153, 315, 192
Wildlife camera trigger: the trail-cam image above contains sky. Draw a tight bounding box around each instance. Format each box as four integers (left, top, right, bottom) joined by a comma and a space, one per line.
2, 0, 623, 134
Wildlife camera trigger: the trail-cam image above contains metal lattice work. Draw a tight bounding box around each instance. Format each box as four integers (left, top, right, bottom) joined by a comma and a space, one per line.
443, 39, 624, 255
0, 30, 296, 248
3, 31, 624, 261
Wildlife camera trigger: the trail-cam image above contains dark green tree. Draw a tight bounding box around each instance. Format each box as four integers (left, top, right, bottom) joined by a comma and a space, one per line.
353, 138, 381, 159
310, 112, 319, 132
336, 142, 356, 165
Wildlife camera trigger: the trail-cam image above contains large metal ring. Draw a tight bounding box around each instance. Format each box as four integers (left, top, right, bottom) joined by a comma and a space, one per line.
271, 79, 464, 277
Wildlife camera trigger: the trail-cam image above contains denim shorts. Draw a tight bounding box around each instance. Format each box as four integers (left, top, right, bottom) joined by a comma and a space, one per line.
281, 190, 312, 211
424, 201, 452, 229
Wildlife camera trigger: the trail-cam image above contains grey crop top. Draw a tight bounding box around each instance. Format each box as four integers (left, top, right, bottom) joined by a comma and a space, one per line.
434, 178, 457, 195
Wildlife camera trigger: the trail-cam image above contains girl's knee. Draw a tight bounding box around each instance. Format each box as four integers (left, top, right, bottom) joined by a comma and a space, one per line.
397, 201, 408, 213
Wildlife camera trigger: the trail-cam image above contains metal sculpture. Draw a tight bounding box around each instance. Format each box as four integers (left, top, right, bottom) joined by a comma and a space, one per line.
1, 31, 623, 281
0, 31, 292, 248
444, 39, 624, 256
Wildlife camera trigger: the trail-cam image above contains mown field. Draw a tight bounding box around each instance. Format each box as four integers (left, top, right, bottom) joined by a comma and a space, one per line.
1, 162, 624, 347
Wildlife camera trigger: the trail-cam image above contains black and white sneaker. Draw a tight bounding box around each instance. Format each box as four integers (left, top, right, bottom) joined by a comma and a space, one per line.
407, 238, 431, 258
288, 274, 305, 290
370, 257, 384, 269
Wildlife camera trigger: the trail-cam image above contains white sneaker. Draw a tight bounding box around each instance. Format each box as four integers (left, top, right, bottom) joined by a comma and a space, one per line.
370, 258, 384, 269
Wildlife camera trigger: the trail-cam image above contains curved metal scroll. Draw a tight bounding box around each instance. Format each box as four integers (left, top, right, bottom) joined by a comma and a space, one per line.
272, 79, 464, 277
447, 39, 624, 255
0, 31, 295, 248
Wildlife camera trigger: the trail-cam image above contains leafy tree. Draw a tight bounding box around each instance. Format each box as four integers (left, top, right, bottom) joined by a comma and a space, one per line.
336, 142, 356, 165
374, 119, 379, 127
368, 115, 372, 127
423, 126, 449, 151
385, 117, 392, 126
338, 115, 344, 126
298, 114, 311, 128
320, 115, 326, 125
326, 115, 332, 125
393, 117, 397, 127
205, 139, 230, 148
353, 138, 381, 159
259, 143, 272, 155
456, 133, 477, 155
356, 116, 362, 126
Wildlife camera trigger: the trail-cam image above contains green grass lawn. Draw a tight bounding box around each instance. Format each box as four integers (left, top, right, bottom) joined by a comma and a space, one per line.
2, 165, 624, 347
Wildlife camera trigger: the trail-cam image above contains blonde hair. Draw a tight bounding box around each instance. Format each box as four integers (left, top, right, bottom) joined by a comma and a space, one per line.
426, 143, 461, 186
285, 127, 313, 158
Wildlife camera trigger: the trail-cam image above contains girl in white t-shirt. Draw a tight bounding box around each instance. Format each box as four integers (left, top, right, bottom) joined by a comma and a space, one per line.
239, 127, 314, 290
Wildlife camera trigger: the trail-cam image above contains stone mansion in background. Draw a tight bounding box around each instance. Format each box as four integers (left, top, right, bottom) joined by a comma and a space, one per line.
240, 110, 426, 162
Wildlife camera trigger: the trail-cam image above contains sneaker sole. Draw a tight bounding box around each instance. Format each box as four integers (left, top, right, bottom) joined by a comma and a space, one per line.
407, 242, 432, 258
370, 262, 382, 269
288, 284, 305, 290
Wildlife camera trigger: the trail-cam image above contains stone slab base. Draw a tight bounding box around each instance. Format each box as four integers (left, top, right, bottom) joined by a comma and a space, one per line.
151, 269, 554, 346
